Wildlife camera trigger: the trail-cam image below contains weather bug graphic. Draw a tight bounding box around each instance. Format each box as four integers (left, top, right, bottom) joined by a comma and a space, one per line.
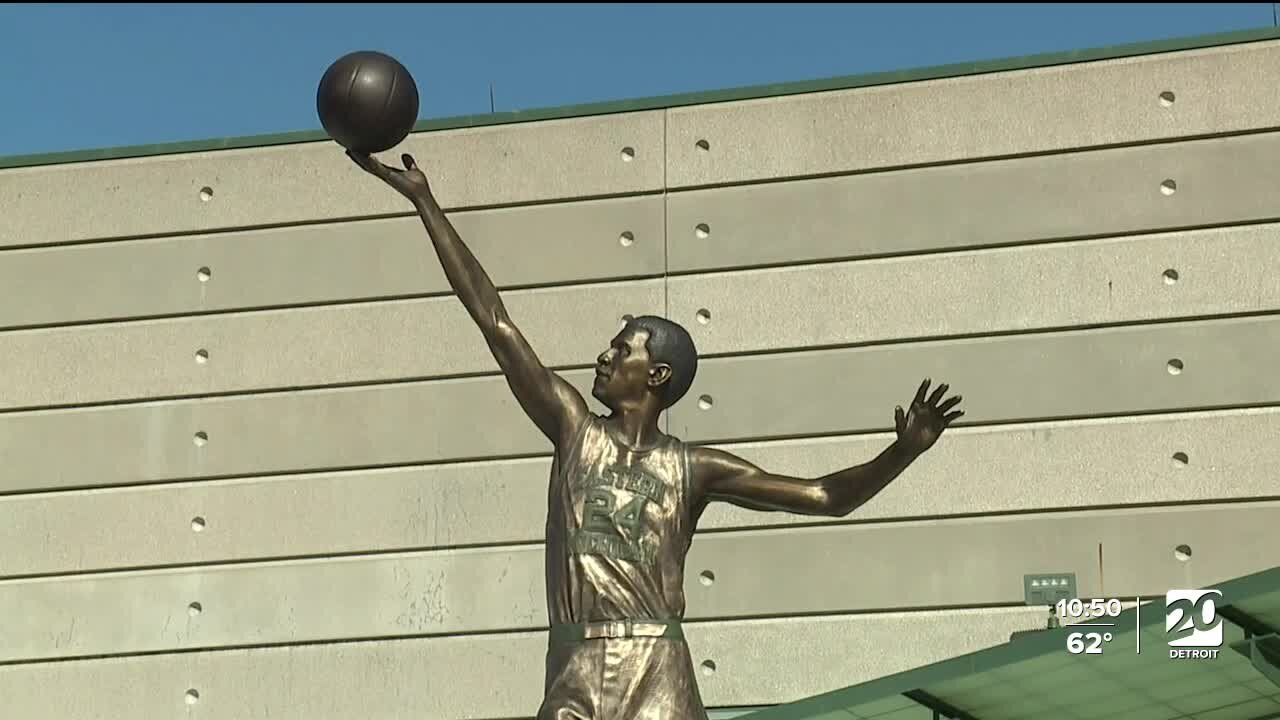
1060, 598, 1124, 655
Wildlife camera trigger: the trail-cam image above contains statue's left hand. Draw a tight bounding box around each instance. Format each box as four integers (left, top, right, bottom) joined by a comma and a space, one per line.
895, 379, 963, 456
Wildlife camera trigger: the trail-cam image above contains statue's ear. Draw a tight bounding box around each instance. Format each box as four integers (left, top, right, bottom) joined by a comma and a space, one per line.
648, 363, 673, 389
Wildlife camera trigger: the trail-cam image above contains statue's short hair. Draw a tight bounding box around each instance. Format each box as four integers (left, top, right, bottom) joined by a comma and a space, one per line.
628, 315, 699, 409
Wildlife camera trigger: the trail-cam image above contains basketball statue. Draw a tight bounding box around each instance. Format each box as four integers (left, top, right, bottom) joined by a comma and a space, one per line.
346, 149, 964, 720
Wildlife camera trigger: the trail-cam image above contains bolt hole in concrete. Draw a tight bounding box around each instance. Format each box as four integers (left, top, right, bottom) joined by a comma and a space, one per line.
1159, 90, 1176, 106
700, 660, 717, 676
619, 231, 634, 247
695, 223, 710, 239
191, 516, 206, 532
195, 349, 209, 364
1163, 269, 1179, 285
695, 139, 710, 152
699, 570, 716, 587
695, 309, 711, 325
620, 147, 635, 162
199, 186, 213, 202
1160, 179, 1177, 196
1167, 359, 1184, 376
185, 689, 200, 705
197, 267, 212, 282
188, 602, 203, 617
1175, 544, 1193, 562
1172, 452, 1189, 467
193, 431, 209, 447
697, 395, 713, 411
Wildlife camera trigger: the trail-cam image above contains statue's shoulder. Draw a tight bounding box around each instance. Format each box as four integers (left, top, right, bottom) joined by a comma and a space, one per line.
664, 430, 696, 457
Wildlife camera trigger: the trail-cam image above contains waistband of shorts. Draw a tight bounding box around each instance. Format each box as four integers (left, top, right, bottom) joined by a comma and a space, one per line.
549, 619, 684, 643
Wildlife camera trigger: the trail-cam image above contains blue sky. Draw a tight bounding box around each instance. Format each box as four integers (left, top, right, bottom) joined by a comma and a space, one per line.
0, 3, 1275, 158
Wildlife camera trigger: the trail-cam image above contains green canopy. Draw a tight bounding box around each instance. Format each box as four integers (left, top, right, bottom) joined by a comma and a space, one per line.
731, 566, 1280, 720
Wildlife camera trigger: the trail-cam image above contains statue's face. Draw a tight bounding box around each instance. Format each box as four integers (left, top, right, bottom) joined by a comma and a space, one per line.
592, 326, 660, 410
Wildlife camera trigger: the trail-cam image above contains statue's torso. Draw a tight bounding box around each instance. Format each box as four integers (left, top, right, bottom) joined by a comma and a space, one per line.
545, 415, 697, 625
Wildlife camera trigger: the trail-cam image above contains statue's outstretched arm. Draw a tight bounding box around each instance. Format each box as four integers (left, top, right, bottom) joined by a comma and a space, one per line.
348, 151, 590, 447
690, 380, 963, 516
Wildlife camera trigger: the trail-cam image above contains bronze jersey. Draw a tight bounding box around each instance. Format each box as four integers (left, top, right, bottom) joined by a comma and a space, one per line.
545, 414, 697, 625
538, 414, 709, 720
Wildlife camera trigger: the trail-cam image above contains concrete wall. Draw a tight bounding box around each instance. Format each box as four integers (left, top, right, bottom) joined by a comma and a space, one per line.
3, 35, 1279, 719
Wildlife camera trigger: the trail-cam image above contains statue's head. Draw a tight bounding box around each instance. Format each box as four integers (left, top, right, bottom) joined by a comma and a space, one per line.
592, 315, 698, 414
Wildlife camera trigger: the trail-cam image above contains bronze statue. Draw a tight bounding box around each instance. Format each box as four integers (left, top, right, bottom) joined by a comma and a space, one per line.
348, 151, 964, 720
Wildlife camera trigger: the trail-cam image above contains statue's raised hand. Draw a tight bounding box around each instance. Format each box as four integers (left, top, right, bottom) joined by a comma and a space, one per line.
895, 378, 963, 456
347, 151, 432, 205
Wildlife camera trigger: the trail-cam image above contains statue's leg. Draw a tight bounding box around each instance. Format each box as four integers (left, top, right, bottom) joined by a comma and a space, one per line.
538, 636, 603, 720
608, 637, 710, 720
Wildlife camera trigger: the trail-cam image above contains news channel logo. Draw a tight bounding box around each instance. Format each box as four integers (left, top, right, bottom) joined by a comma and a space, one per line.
1165, 589, 1223, 659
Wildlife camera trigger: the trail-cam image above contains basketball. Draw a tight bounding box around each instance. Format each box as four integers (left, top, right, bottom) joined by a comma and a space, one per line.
316, 51, 420, 154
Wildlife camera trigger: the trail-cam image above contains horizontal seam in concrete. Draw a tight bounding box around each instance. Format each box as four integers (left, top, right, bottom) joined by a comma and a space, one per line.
2, 496, 1277, 583
0, 310, 1277, 415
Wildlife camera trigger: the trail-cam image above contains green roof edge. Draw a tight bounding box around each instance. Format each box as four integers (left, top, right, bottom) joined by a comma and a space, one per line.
738, 564, 1280, 720
3, 25, 1279, 171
